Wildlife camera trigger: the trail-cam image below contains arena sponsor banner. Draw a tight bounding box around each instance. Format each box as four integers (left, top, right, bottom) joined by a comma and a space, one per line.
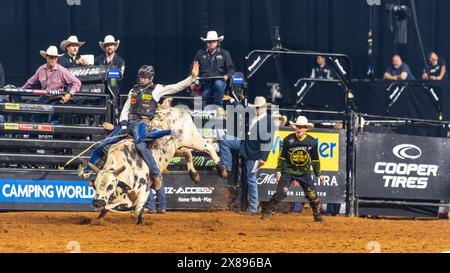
258, 129, 346, 203
0, 179, 94, 203
261, 130, 340, 171
0, 178, 95, 211
0, 170, 227, 211
355, 133, 450, 200
163, 172, 228, 210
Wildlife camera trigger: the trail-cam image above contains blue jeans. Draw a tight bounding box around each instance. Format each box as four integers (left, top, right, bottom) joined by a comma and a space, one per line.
219, 134, 242, 172
219, 134, 258, 213
88, 125, 126, 169
87, 121, 171, 172
128, 120, 161, 177
145, 180, 166, 211
245, 160, 258, 213
201, 79, 226, 107
326, 203, 341, 216
294, 202, 303, 213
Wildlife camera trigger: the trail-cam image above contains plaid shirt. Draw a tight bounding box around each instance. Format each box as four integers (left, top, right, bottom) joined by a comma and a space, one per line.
22, 63, 81, 95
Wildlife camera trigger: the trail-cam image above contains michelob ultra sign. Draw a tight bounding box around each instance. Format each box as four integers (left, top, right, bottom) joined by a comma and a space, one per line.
262, 130, 339, 171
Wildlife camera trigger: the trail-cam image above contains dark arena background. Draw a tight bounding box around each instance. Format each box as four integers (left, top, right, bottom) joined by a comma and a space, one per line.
0, 0, 449, 255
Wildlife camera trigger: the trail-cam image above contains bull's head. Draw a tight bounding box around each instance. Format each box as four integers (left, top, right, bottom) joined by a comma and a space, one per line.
89, 163, 130, 208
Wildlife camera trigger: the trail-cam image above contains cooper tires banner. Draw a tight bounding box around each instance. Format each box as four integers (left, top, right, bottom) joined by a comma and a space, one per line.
356, 133, 450, 200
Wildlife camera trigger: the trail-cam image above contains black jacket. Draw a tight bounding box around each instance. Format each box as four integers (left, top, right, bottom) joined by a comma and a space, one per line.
240, 113, 274, 161
94, 53, 126, 76
0, 62, 4, 88
58, 53, 81, 68
277, 133, 322, 177
193, 48, 235, 79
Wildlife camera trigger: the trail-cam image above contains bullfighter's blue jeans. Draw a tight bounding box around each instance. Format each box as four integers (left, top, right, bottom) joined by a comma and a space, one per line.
219, 134, 258, 213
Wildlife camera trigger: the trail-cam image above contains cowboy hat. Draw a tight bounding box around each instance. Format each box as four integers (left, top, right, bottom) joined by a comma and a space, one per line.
99, 35, 120, 51
40, 46, 64, 59
248, 96, 268, 108
201, 31, 224, 42
60, 36, 86, 52
272, 111, 288, 126
289, 116, 315, 130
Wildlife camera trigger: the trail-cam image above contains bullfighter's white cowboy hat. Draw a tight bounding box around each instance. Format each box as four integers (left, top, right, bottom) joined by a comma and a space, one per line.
290, 116, 315, 130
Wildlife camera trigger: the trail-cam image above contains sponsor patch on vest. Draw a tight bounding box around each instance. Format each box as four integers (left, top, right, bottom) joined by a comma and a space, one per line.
142, 94, 153, 100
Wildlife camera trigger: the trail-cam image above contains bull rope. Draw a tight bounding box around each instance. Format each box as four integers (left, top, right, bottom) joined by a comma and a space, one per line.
59, 133, 129, 170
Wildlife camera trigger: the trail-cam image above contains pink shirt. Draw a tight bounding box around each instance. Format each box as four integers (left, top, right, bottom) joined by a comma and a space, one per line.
22, 63, 81, 95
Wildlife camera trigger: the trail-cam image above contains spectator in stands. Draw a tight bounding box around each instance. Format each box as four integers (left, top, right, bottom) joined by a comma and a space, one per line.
59, 36, 89, 68
219, 96, 273, 216
422, 52, 447, 81
310, 56, 334, 79
145, 186, 166, 214
383, 55, 415, 81
22, 46, 81, 103
95, 35, 125, 76
22, 46, 81, 123
192, 31, 235, 108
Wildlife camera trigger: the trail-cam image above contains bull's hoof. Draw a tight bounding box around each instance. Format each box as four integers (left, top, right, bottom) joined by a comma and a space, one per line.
112, 204, 136, 212
188, 170, 201, 184
136, 219, 143, 225
216, 164, 228, 179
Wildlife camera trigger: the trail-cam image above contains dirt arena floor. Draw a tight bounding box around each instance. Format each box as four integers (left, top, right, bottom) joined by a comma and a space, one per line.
0, 210, 449, 253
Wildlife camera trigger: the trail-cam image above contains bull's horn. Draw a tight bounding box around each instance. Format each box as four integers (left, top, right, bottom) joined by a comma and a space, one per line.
113, 166, 126, 176
88, 163, 101, 174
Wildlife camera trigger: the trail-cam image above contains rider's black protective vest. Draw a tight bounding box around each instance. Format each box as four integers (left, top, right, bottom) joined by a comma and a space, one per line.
129, 84, 158, 120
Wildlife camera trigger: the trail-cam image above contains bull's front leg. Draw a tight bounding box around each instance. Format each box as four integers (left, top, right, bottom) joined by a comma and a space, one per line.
134, 190, 151, 225
97, 209, 108, 221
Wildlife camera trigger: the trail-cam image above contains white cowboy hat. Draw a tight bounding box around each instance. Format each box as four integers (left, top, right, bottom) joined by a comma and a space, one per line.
99, 35, 120, 51
289, 116, 315, 130
272, 111, 288, 126
248, 96, 268, 108
40, 46, 64, 59
60, 36, 86, 52
201, 31, 224, 42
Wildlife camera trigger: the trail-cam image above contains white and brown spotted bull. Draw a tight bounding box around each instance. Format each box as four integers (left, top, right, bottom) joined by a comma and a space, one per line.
89, 138, 175, 225
89, 104, 227, 224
